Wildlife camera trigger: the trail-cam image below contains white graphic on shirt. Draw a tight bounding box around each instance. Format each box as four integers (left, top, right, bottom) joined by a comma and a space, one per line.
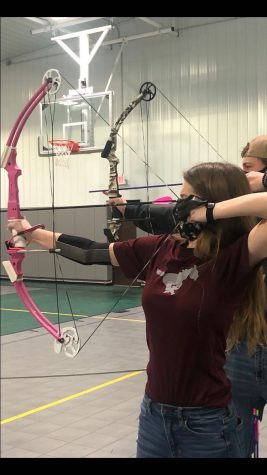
156, 265, 199, 295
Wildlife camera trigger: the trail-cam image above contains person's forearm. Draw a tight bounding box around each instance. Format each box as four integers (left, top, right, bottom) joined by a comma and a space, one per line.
214, 193, 267, 220
30, 229, 62, 249
190, 192, 267, 222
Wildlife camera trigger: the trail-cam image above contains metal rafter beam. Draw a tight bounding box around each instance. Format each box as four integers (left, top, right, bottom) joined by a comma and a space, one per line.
31, 17, 105, 35
137, 17, 163, 28
24, 17, 50, 25
102, 27, 176, 46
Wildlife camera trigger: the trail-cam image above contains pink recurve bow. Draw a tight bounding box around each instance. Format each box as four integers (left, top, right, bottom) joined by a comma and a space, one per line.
1, 69, 80, 357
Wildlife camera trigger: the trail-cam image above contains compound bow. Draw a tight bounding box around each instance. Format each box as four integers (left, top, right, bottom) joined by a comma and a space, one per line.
1, 69, 80, 357
101, 81, 156, 242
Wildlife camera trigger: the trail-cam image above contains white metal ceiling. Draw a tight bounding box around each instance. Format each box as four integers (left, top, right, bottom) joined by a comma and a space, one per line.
1, 17, 238, 64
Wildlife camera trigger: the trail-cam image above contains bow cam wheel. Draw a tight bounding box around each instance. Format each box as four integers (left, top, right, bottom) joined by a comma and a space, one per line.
139, 82, 156, 101
43, 69, 61, 95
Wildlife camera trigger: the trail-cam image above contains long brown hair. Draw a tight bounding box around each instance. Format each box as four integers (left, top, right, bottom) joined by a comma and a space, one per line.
183, 162, 267, 352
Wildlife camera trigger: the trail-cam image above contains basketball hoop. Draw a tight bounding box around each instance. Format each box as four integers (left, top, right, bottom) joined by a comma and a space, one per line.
48, 140, 79, 167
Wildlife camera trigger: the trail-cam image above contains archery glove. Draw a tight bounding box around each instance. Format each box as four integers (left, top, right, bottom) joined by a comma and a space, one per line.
173, 195, 209, 241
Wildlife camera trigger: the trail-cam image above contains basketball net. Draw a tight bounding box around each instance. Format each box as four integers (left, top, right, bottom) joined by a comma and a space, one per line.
48, 140, 79, 168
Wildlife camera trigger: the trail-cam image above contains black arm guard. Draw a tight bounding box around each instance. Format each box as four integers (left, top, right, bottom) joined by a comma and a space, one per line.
125, 204, 177, 234
57, 234, 111, 265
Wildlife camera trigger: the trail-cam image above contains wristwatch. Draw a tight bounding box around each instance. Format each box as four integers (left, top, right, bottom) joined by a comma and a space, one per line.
206, 202, 216, 223
263, 172, 267, 190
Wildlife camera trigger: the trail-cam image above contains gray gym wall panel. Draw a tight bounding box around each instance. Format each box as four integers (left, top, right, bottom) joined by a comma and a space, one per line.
1, 18, 266, 209
1, 207, 112, 282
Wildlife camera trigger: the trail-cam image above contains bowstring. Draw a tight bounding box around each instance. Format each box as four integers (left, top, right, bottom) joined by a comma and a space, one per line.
42, 89, 78, 338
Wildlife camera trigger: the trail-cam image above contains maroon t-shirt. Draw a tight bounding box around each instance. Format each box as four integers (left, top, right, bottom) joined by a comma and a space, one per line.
113, 233, 257, 407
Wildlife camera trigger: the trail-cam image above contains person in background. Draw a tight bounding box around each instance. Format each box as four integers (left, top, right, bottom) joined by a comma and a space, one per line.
8, 162, 267, 458
110, 134, 267, 457
241, 135, 267, 192
225, 135, 267, 457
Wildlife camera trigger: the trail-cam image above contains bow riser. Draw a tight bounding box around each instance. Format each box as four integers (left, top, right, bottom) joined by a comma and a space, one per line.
108, 154, 120, 198
3, 148, 23, 221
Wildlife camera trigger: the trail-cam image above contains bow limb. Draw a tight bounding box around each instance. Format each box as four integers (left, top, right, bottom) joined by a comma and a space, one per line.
1, 71, 80, 358
101, 82, 156, 242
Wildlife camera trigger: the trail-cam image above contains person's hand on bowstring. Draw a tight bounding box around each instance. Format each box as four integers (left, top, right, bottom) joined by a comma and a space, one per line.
246, 171, 266, 193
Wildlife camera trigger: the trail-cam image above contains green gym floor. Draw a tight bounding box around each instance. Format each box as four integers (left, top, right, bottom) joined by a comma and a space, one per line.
1, 280, 143, 335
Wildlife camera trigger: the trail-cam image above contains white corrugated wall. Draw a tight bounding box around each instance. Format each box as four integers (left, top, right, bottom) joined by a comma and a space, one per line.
1, 17, 266, 207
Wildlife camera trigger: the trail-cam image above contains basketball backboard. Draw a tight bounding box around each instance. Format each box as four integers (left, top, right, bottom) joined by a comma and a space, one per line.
38, 89, 113, 156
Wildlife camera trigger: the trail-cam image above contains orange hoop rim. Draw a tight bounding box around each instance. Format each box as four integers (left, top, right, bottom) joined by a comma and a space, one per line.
48, 139, 79, 153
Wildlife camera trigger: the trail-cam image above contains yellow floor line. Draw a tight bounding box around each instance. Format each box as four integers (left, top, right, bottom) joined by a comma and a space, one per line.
0, 371, 143, 425
1, 307, 87, 318
93, 316, 145, 323
0, 307, 145, 323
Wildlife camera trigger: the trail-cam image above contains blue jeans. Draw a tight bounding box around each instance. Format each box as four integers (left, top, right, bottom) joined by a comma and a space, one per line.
225, 340, 267, 457
136, 393, 243, 458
